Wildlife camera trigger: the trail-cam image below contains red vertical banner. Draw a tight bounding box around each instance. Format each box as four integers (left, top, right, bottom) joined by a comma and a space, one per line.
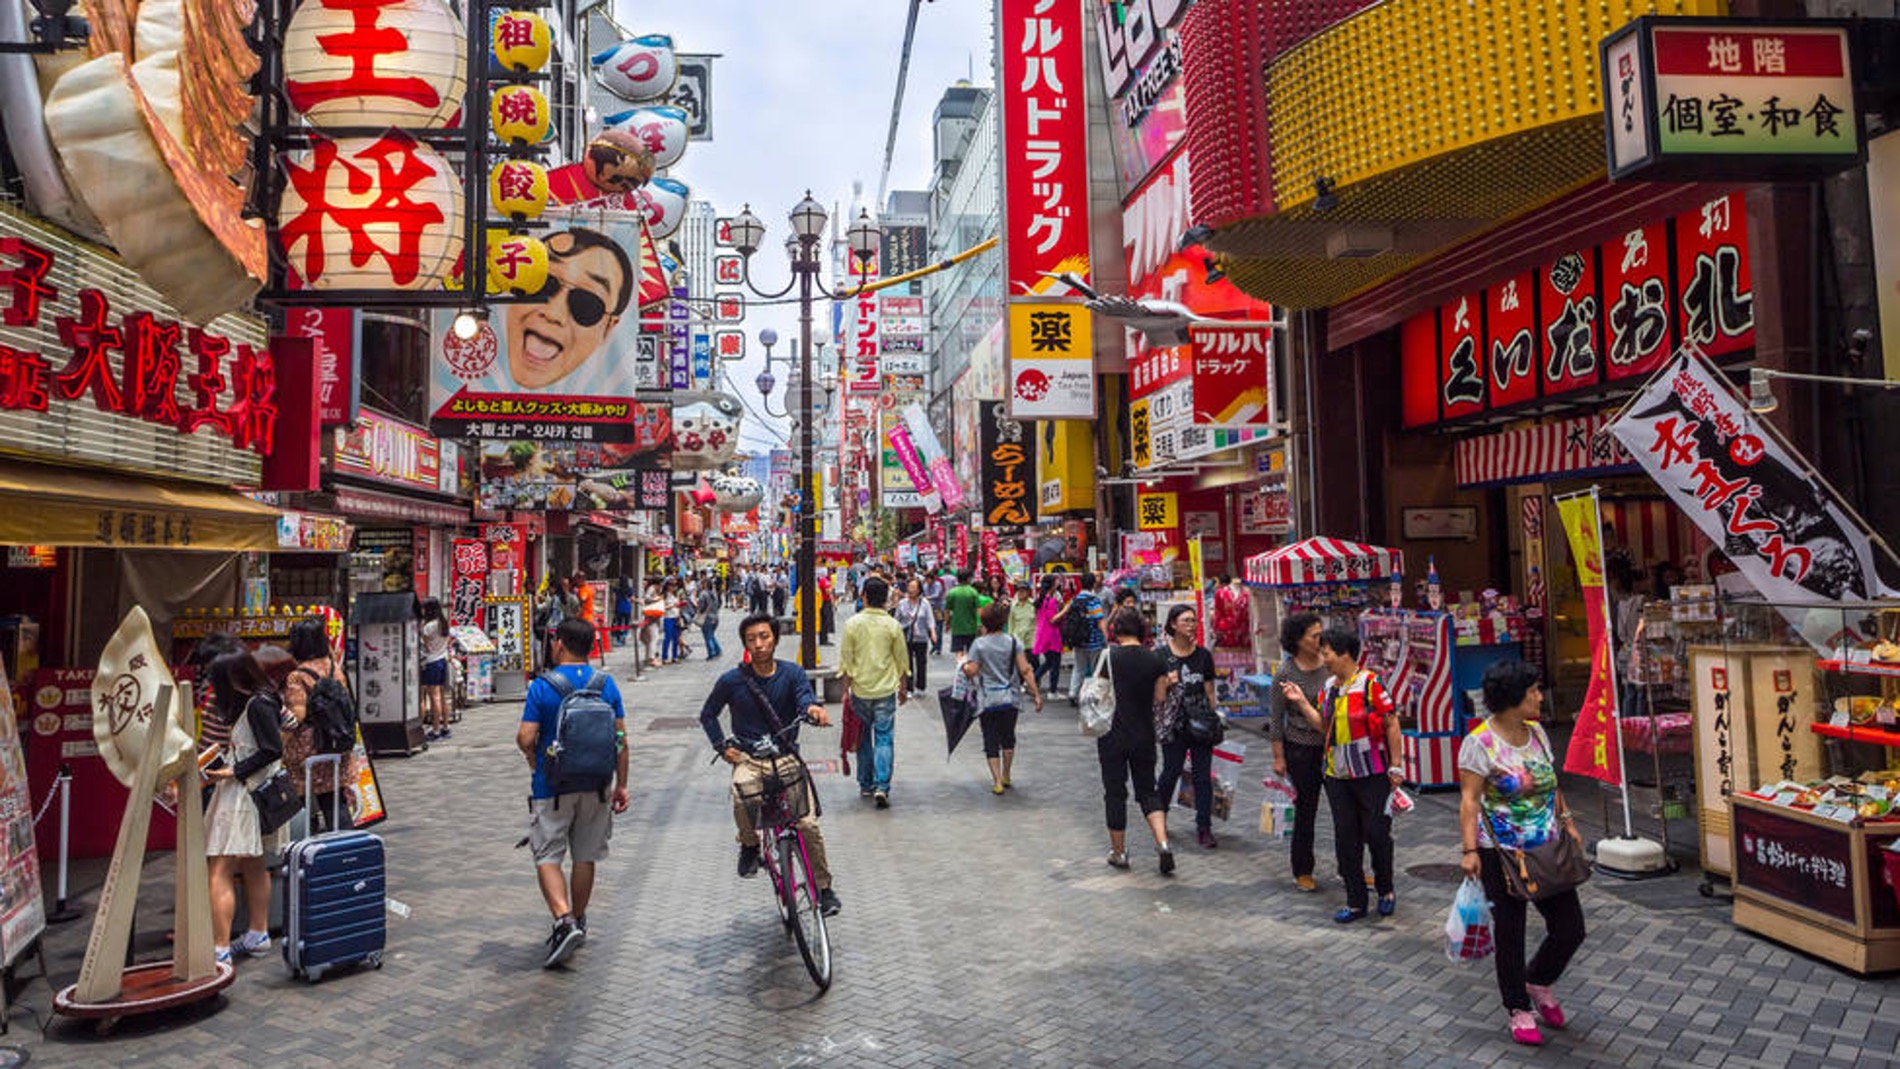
1485, 271, 1539, 409
1000, 0, 1092, 293
981, 529, 1000, 583
955, 523, 970, 571
1399, 311, 1439, 428
1538, 247, 1602, 396
412, 527, 431, 596
1438, 293, 1484, 419
1673, 191, 1754, 360
1555, 493, 1622, 786
1601, 221, 1674, 380
450, 539, 488, 629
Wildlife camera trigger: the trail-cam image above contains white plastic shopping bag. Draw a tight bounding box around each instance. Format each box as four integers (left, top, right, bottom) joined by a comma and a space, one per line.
1258, 775, 1296, 838
1444, 876, 1495, 964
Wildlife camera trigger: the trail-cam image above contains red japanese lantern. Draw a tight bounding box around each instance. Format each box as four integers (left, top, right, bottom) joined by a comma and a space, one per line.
277, 133, 466, 290
283, 0, 467, 130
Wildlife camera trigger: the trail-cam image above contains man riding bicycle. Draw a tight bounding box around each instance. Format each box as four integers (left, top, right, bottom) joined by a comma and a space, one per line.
699, 613, 841, 917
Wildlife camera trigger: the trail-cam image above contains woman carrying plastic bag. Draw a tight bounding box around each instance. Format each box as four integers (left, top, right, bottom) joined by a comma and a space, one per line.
1445, 877, 1495, 964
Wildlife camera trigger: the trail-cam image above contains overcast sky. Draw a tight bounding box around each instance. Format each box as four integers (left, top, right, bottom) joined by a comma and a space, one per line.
608, 0, 996, 453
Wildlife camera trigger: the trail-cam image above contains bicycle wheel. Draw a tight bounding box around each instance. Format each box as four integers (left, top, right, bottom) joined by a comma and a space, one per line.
781, 832, 832, 991
762, 834, 791, 928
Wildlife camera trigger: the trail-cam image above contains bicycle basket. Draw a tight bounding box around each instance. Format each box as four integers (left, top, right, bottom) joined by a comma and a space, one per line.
733, 755, 812, 822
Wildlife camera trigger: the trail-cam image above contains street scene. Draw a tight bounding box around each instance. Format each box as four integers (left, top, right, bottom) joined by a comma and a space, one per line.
1, 0, 1899, 1065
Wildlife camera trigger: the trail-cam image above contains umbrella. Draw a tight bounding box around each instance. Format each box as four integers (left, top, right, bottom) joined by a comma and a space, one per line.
938, 685, 978, 759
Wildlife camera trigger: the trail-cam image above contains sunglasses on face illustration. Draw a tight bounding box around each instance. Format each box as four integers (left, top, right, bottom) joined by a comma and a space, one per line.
537, 276, 610, 328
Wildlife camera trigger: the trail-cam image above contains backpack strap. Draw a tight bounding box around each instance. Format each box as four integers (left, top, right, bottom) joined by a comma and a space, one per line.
541, 669, 576, 699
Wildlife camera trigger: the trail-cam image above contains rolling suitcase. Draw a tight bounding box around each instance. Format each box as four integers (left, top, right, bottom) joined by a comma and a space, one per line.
284, 754, 386, 981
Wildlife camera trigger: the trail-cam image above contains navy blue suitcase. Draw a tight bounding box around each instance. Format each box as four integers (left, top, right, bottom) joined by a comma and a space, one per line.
284, 756, 386, 981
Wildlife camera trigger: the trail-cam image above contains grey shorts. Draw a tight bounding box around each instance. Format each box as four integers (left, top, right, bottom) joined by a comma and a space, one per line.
528, 793, 613, 866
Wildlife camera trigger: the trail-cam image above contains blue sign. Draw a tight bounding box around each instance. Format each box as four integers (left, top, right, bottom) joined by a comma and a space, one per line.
667, 288, 691, 389
691, 331, 713, 387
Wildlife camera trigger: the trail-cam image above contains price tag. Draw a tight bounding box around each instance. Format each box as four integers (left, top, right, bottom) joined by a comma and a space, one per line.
1829, 709, 1852, 728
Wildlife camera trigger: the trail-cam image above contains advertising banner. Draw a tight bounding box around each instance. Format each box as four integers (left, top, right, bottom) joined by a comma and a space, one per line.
903, 402, 962, 511
430, 212, 648, 441
476, 427, 671, 512
1187, 324, 1275, 427
1007, 303, 1094, 419
886, 419, 939, 512
1000, 0, 1091, 293
450, 539, 488, 629
0, 687, 44, 967
1554, 491, 1624, 786
1608, 350, 1900, 652
284, 307, 360, 426
978, 402, 1033, 530
331, 411, 442, 491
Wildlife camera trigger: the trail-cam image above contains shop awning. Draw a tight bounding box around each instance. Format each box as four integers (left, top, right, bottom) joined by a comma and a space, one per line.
1244, 538, 1404, 587
332, 486, 469, 527
0, 459, 280, 551
1453, 413, 1638, 489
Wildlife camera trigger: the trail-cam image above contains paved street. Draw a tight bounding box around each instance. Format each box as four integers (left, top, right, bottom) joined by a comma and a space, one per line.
11, 621, 1900, 1068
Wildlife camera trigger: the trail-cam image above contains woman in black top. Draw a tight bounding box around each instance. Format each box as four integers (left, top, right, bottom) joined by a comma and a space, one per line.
1154, 605, 1222, 849
1096, 607, 1176, 875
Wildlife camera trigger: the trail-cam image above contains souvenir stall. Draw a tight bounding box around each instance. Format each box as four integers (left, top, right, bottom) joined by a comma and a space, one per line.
1357, 603, 1524, 789
1238, 538, 1406, 729
1692, 600, 1900, 974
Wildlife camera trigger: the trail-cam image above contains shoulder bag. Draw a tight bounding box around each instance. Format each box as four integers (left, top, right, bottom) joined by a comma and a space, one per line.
1497, 725, 1591, 900
1077, 647, 1115, 737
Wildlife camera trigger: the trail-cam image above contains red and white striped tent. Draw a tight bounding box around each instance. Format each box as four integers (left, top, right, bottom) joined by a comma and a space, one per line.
1243, 538, 1405, 588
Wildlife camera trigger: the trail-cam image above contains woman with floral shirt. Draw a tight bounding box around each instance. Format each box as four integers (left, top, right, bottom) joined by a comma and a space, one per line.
1458, 659, 1587, 1047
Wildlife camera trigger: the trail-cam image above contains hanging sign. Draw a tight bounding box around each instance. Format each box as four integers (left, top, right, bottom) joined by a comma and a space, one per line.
1602, 17, 1861, 182
331, 410, 442, 491
1607, 349, 1900, 653
1186, 324, 1274, 428
978, 401, 1033, 530
1007, 303, 1094, 419
1137, 491, 1178, 531
1000, 0, 1091, 294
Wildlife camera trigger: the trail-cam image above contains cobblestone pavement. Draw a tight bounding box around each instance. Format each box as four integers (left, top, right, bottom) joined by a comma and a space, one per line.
10, 620, 1900, 1067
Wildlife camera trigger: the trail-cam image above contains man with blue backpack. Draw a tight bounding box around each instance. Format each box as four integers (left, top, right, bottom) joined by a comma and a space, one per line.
516, 617, 629, 968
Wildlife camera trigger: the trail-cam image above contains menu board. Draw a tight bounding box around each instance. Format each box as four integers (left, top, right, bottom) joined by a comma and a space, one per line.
0, 686, 44, 966
1733, 801, 1856, 923
486, 596, 529, 675
353, 620, 416, 726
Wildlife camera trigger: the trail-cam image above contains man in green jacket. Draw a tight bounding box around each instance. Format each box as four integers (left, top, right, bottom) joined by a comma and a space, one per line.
942, 570, 983, 656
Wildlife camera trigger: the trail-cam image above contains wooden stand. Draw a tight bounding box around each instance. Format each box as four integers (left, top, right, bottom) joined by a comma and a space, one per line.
1730, 795, 1900, 974
55, 685, 229, 1030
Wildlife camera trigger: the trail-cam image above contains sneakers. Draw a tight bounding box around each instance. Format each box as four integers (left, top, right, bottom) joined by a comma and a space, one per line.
1294, 875, 1319, 893
858, 788, 875, 798
873, 790, 890, 809
543, 917, 583, 968
214, 945, 233, 965
1157, 843, 1176, 876
818, 888, 842, 917
1196, 827, 1217, 849
1106, 850, 1131, 869
574, 914, 587, 935
234, 929, 272, 957
1509, 1009, 1544, 1046
737, 844, 762, 879
1526, 984, 1566, 1028
991, 783, 1005, 795
1333, 907, 1368, 924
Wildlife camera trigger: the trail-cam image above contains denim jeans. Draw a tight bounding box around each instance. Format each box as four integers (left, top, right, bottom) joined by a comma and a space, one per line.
853, 694, 897, 793
701, 619, 722, 658
1068, 646, 1103, 701
661, 617, 681, 661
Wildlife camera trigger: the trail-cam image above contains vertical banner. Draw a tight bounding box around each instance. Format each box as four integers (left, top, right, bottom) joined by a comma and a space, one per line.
887, 421, 941, 513
1555, 491, 1624, 786
1001, 0, 1093, 420
0, 686, 44, 967
903, 403, 963, 510
1607, 349, 1899, 651
450, 539, 488, 629
1188, 534, 1207, 649
978, 401, 1034, 529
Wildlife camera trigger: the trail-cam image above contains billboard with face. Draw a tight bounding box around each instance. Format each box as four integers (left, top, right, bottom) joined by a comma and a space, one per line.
430, 210, 647, 441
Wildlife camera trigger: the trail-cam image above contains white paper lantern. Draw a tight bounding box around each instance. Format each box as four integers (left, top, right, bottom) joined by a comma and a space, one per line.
277, 132, 466, 290
635, 176, 689, 239
591, 34, 677, 102
601, 105, 690, 169
284, 0, 468, 130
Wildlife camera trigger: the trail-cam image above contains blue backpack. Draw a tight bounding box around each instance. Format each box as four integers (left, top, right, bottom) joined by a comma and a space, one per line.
540, 669, 620, 799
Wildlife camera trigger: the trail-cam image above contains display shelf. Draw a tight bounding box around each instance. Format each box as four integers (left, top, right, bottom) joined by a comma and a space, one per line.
1816, 659, 1900, 680
1810, 722, 1900, 748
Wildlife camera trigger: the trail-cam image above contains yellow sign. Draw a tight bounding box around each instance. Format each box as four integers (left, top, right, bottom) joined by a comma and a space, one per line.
1137, 491, 1178, 531
1130, 398, 1153, 470
1036, 419, 1096, 515
1007, 303, 1095, 420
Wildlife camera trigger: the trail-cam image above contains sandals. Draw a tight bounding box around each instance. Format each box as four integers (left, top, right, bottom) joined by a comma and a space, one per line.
1333, 907, 1368, 924
1378, 893, 1397, 916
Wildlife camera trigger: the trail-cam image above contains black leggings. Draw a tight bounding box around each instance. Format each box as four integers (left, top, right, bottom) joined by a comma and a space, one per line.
1479, 847, 1587, 1012
1155, 736, 1213, 830
908, 640, 930, 690
1096, 736, 1163, 832
1324, 775, 1395, 910
979, 707, 1019, 758
1284, 741, 1326, 878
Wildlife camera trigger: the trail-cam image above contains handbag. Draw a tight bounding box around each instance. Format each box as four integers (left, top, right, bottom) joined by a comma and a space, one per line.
248, 767, 303, 836
1077, 649, 1115, 737
1500, 831, 1592, 901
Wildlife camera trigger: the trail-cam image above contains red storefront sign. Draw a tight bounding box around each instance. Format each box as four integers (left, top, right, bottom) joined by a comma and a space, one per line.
1186, 324, 1273, 427
331, 409, 443, 491
283, 307, 358, 425
1129, 345, 1188, 400
450, 538, 487, 628
1001, 0, 1091, 293
1401, 191, 1753, 427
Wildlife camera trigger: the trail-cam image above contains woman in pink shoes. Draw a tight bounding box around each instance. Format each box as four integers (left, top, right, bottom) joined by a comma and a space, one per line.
1458, 659, 1588, 1046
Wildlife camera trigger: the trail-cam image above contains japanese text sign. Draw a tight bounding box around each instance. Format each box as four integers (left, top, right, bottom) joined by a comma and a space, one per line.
1001, 0, 1091, 294
978, 401, 1033, 530
1007, 302, 1094, 419
1186, 324, 1274, 428
1608, 348, 1899, 653
1401, 192, 1753, 427
331, 410, 441, 491
1602, 17, 1860, 182
1136, 490, 1178, 532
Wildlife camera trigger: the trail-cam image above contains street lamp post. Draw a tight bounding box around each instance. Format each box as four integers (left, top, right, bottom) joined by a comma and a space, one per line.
731, 195, 879, 668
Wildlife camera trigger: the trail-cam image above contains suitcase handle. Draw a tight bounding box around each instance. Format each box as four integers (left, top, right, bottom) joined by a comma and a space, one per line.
305, 754, 345, 830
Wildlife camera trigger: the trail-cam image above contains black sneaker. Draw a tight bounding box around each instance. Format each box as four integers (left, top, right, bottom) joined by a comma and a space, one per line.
543, 918, 582, 968
1158, 843, 1176, 876
737, 844, 761, 878
574, 914, 587, 934
818, 889, 841, 916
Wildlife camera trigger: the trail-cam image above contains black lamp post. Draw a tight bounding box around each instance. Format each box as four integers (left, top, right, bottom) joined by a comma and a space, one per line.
730, 195, 879, 668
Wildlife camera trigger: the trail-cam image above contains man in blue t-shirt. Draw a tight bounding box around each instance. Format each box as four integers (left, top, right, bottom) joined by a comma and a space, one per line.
699, 613, 840, 916
1057, 572, 1110, 703
516, 618, 628, 968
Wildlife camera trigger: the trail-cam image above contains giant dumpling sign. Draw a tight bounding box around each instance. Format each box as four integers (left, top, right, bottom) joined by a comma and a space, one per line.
593, 34, 678, 102
91, 607, 194, 789
669, 391, 743, 470
708, 473, 765, 512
